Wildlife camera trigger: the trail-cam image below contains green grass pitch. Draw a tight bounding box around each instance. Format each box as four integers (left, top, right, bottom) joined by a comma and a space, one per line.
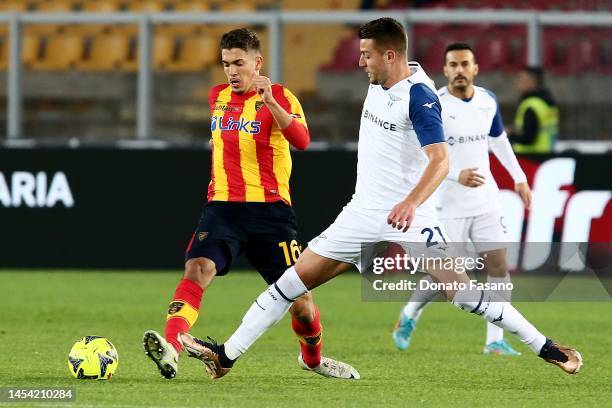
1, 270, 611, 407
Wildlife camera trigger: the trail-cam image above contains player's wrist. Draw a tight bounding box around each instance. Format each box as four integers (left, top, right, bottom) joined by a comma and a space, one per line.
262, 94, 277, 106
400, 198, 419, 210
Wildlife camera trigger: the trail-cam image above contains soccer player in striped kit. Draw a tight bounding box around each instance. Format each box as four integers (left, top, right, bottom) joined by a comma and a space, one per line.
143, 28, 358, 380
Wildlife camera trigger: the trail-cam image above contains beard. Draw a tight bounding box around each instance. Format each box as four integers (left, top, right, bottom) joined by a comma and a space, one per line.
369, 73, 388, 86
453, 77, 470, 91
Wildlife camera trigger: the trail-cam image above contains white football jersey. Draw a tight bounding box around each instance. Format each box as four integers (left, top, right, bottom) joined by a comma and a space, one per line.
350, 62, 445, 216
435, 85, 505, 219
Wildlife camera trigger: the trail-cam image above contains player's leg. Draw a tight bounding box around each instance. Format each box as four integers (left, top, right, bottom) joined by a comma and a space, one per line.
480, 248, 520, 355
471, 211, 521, 355
391, 216, 581, 374
291, 292, 359, 379
143, 203, 241, 379
393, 217, 469, 350
178, 249, 352, 378
142, 256, 217, 379
236, 216, 359, 380
180, 204, 377, 378
289, 293, 321, 367
163, 257, 217, 352
426, 262, 582, 374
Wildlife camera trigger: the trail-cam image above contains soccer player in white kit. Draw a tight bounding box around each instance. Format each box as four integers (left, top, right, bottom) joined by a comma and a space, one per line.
177, 18, 582, 378
393, 43, 532, 356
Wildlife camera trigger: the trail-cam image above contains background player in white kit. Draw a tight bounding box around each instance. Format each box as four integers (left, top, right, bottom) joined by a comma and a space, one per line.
177, 18, 582, 379
393, 43, 532, 356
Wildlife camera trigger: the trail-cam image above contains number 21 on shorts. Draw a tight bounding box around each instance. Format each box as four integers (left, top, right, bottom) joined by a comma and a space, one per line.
421, 226, 448, 248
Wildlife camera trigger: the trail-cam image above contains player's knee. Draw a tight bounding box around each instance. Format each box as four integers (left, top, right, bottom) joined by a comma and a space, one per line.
290, 293, 315, 322
184, 257, 217, 287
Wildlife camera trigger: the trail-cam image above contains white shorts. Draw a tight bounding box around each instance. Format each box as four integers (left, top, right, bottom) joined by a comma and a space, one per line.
308, 203, 451, 273
440, 209, 507, 253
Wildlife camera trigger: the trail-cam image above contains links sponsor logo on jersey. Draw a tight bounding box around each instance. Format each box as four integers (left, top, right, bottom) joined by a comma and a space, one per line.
211, 116, 262, 134
446, 134, 487, 146
362, 109, 397, 131
0, 171, 74, 208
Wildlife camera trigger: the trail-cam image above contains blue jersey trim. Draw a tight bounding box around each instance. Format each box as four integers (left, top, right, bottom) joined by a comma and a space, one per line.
484, 89, 505, 137
409, 83, 445, 147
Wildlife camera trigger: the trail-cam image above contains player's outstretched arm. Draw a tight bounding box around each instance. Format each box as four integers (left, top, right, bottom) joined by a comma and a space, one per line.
488, 133, 531, 209
388, 143, 449, 231
254, 75, 310, 150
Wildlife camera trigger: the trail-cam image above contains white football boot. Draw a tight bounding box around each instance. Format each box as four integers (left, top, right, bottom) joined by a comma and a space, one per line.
298, 354, 360, 379
143, 330, 179, 379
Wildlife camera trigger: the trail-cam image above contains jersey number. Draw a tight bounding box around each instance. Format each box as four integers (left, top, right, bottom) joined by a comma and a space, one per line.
421, 227, 448, 248
279, 240, 301, 266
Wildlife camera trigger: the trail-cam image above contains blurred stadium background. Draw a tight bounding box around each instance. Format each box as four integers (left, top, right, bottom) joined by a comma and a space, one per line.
0, 1, 610, 266
0, 0, 610, 144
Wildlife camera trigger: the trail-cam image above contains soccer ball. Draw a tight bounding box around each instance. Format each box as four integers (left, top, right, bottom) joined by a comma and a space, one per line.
68, 336, 118, 380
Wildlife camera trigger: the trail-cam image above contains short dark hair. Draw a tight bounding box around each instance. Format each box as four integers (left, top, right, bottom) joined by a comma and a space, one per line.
358, 17, 407, 55
522, 65, 545, 86
444, 42, 476, 63
220, 28, 261, 53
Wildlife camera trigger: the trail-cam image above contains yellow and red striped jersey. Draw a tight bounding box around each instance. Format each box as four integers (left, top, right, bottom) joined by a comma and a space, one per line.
207, 83, 308, 205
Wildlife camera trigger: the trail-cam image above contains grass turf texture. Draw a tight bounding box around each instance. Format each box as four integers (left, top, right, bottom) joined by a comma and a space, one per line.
1, 270, 610, 408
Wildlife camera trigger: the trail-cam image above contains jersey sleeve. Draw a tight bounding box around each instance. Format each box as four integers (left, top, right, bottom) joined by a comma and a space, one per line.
485, 89, 505, 137
276, 86, 308, 128
273, 85, 310, 150
408, 83, 445, 147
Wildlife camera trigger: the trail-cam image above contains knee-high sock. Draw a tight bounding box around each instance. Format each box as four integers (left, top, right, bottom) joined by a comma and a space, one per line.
165, 278, 203, 353
485, 275, 512, 345
401, 275, 438, 321
292, 306, 322, 368
225, 267, 308, 360
452, 287, 546, 354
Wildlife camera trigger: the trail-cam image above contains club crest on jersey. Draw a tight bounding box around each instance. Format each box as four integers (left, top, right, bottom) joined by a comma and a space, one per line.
198, 232, 208, 241
255, 101, 264, 111
387, 93, 402, 108
211, 116, 261, 134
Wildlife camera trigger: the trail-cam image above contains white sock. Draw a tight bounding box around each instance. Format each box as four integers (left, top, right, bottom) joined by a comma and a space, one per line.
452, 288, 546, 354
224, 267, 308, 360
485, 275, 512, 345
401, 275, 438, 321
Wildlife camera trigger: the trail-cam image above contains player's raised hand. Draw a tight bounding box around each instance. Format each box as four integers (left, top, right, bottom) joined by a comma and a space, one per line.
387, 200, 417, 232
515, 182, 532, 210
458, 167, 485, 187
254, 75, 274, 104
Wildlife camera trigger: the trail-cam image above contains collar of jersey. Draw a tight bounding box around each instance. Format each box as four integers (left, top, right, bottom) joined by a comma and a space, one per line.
446, 86, 476, 103
229, 87, 258, 100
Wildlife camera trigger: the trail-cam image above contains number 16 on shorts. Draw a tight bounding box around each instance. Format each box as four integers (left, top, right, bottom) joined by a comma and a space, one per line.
278, 240, 302, 266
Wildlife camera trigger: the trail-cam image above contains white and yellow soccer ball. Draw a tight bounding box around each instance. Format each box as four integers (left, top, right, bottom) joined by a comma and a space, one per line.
68, 336, 118, 380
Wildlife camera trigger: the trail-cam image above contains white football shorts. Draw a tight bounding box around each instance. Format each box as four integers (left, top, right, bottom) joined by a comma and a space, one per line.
440, 209, 508, 253
308, 202, 452, 273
